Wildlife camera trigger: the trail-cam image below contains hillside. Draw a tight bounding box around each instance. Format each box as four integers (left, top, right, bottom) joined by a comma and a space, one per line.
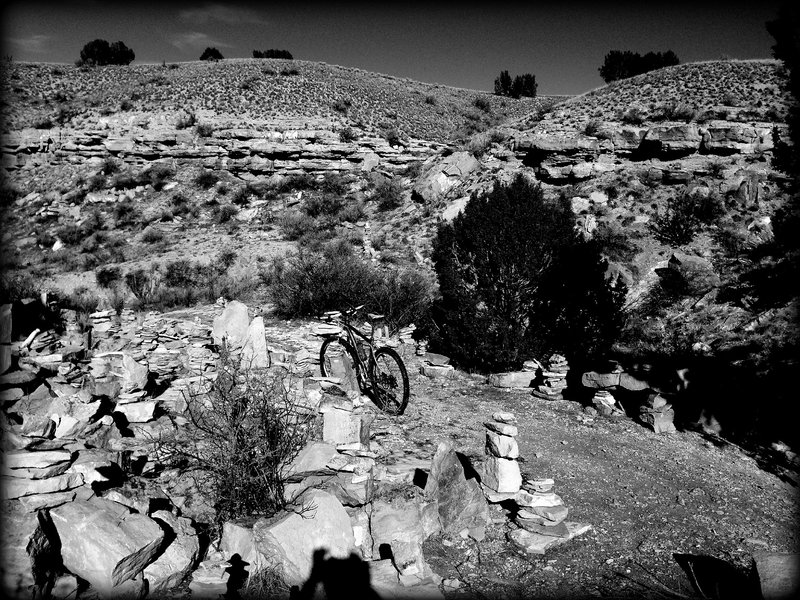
1, 56, 798, 600
512, 59, 789, 131
1, 58, 558, 143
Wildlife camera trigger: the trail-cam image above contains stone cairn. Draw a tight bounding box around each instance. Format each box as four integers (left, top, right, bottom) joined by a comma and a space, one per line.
531, 354, 569, 400
482, 412, 522, 495
481, 412, 591, 555
639, 392, 677, 434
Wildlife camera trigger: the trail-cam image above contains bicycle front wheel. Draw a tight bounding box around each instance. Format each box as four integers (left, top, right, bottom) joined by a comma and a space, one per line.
371, 347, 410, 415
319, 338, 361, 394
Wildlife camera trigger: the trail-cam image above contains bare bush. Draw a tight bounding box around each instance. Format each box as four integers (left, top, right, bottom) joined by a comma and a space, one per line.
154, 348, 313, 525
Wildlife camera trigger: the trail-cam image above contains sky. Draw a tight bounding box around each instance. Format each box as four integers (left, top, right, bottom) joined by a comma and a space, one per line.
0, 0, 787, 95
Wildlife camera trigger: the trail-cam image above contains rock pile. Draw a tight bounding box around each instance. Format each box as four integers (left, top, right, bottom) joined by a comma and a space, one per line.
591, 389, 625, 418
580, 367, 677, 432
639, 392, 677, 434
419, 352, 455, 380
478, 412, 592, 556
531, 354, 569, 400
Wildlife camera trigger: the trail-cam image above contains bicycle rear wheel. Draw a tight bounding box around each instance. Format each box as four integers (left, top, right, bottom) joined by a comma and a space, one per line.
319, 338, 361, 393
371, 347, 410, 415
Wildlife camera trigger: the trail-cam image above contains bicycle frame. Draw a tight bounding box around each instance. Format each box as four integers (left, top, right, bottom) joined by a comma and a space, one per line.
332, 317, 378, 386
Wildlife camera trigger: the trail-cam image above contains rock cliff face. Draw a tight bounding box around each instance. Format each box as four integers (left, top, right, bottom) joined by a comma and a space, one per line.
511, 121, 783, 183
1, 120, 443, 177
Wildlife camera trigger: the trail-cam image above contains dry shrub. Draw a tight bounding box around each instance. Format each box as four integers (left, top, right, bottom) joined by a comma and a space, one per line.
154, 347, 313, 525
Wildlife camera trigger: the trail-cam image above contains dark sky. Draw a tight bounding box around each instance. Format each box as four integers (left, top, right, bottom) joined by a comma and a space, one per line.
0, 1, 786, 95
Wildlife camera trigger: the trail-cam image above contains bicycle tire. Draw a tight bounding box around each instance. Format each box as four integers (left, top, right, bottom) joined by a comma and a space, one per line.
371, 347, 410, 415
319, 337, 361, 391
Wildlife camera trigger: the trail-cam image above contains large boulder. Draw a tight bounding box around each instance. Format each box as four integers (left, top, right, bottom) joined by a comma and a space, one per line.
143, 511, 199, 593
120, 354, 149, 393
251, 489, 355, 586
211, 301, 250, 349
0, 506, 60, 599
412, 152, 480, 204
641, 124, 701, 156
424, 442, 489, 537
657, 253, 721, 296
370, 497, 428, 576
49, 498, 164, 595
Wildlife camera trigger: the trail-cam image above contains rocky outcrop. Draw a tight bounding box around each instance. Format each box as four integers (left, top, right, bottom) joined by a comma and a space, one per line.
412, 151, 481, 203
514, 121, 784, 183
1, 124, 442, 177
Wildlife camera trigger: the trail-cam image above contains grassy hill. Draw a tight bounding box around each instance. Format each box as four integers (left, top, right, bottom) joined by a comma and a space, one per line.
1, 58, 560, 142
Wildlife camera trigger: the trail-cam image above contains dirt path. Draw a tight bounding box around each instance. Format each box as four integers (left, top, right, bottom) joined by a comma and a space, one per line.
370, 352, 799, 599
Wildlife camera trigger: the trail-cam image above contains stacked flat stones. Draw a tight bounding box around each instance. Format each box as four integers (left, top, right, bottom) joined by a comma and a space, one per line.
419, 352, 455, 380
513, 478, 569, 537
639, 393, 677, 433
90, 309, 116, 340
531, 354, 569, 400
479, 411, 592, 555
312, 392, 378, 505
591, 389, 624, 417
482, 412, 522, 495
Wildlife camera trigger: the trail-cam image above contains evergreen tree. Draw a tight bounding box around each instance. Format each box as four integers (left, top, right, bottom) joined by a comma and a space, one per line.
431, 174, 625, 371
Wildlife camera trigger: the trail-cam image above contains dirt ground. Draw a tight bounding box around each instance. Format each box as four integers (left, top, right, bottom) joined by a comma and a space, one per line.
368, 351, 800, 599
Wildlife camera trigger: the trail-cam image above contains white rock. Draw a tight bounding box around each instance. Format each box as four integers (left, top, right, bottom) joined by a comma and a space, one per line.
252, 489, 355, 586
50, 498, 164, 593
323, 408, 369, 446
482, 456, 521, 493
114, 400, 157, 423
485, 431, 519, 459
212, 301, 250, 349
241, 316, 269, 370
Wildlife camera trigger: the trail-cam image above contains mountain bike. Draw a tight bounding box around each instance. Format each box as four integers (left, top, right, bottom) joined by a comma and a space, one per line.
318, 305, 410, 415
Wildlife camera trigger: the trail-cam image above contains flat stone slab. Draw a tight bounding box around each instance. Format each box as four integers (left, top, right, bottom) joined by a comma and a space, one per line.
287, 441, 339, 475
0, 370, 37, 386
515, 490, 564, 508
518, 504, 569, 523
4, 449, 72, 469
581, 371, 621, 389
1, 473, 84, 499
484, 422, 518, 437
420, 364, 455, 379
492, 412, 517, 423
507, 522, 592, 555
487, 372, 536, 388
18, 489, 77, 512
